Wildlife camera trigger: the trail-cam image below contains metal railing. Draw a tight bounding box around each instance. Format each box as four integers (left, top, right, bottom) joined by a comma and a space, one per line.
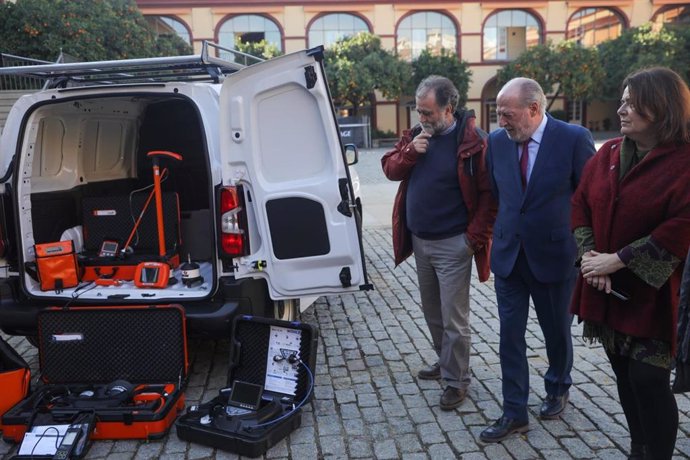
0, 53, 53, 90
0, 41, 265, 89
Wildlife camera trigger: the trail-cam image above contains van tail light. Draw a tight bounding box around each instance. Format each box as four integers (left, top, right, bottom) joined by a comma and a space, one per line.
219, 186, 249, 258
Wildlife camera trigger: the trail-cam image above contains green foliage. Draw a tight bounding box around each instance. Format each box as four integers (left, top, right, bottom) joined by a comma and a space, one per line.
324, 32, 411, 115
497, 40, 605, 109
234, 39, 283, 60
408, 49, 472, 108
597, 23, 690, 99
548, 109, 567, 121
0, 0, 190, 62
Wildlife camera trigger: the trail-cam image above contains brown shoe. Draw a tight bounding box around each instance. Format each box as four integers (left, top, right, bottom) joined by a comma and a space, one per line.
417, 362, 441, 380
440, 386, 466, 410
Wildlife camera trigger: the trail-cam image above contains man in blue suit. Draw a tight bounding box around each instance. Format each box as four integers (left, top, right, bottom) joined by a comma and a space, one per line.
480, 78, 595, 443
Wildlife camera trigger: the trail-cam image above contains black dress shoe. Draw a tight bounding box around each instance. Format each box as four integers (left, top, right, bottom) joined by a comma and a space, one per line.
440, 386, 466, 410
417, 362, 441, 380
539, 391, 569, 419
479, 416, 529, 443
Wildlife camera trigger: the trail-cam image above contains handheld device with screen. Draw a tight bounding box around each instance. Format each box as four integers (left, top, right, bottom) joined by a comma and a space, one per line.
98, 240, 119, 258
134, 261, 170, 289
221, 380, 264, 416
52, 426, 82, 460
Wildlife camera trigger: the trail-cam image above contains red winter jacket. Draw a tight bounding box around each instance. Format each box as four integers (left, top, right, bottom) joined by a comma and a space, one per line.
570, 138, 690, 352
381, 110, 497, 282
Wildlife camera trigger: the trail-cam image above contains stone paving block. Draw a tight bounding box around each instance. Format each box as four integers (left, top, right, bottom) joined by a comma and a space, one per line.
389, 416, 417, 435
343, 418, 366, 436
400, 453, 428, 460
561, 436, 597, 458
416, 421, 446, 444
134, 441, 164, 459
320, 434, 346, 457
347, 437, 373, 458
290, 442, 319, 459
373, 438, 399, 459
316, 414, 344, 436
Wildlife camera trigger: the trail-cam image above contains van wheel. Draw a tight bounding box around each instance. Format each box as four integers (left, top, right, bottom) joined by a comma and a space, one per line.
273, 299, 299, 321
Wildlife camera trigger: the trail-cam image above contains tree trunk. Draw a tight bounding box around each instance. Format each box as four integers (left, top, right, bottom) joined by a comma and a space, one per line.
547, 84, 561, 112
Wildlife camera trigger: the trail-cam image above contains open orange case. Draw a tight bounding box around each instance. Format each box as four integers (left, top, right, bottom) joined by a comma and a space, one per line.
0, 336, 31, 431
1, 305, 188, 443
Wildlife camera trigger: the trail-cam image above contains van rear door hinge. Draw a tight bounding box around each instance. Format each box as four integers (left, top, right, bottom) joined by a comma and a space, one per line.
339, 267, 351, 287
337, 178, 352, 217
304, 66, 317, 89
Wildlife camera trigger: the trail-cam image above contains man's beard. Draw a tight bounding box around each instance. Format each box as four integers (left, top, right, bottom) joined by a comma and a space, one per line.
421, 119, 449, 135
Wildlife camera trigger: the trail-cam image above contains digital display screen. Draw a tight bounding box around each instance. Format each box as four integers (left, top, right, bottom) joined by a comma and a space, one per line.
141, 267, 159, 283
62, 431, 77, 445
99, 240, 119, 257
102, 242, 118, 252
229, 381, 263, 410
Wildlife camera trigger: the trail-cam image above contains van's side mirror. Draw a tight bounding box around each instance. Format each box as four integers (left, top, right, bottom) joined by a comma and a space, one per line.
344, 144, 359, 166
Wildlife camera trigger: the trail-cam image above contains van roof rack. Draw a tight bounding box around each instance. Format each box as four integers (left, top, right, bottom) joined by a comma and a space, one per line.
0, 41, 262, 89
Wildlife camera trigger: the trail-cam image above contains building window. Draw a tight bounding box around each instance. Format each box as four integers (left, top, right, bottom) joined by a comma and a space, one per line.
146, 16, 191, 45
567, 8, 624, 47
396, 11, 457, 61
653, 5, 690, 26
483, 10, 540, 61
218, 14, 282, 52
308, 13, 369, 48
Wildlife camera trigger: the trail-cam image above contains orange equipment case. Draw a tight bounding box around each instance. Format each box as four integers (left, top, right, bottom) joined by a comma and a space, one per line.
1, 305, 188, 442
0, 336, 31, 431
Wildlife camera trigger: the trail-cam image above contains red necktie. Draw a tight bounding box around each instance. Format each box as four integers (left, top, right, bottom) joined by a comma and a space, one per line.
520, 139, 530, 189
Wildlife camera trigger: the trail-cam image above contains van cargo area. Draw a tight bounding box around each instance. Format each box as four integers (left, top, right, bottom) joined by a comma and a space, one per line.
18, 94, 217, 301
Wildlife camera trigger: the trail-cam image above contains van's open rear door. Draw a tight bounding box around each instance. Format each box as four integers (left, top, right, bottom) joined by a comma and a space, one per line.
219, 47, 371, 300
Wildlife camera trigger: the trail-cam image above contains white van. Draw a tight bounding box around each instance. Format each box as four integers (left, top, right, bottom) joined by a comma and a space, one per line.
0, 43, 370, 341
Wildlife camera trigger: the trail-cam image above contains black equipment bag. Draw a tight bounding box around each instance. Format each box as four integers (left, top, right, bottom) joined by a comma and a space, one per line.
175, 315, 318, 457
2, 305, 188, 443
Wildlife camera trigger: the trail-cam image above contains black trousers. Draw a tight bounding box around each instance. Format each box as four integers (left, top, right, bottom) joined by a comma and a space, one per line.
607, 351, 677, 460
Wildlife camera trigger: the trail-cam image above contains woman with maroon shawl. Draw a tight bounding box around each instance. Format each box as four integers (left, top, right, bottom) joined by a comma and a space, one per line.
571, 67, 690, 460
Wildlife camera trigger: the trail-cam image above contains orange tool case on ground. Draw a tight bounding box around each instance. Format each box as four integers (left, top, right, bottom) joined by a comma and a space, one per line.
1, 305, 188, 443
0, 336, 31, 431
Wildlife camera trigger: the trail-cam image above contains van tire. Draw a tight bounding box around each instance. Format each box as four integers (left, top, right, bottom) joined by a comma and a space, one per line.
273, 299, 299, 321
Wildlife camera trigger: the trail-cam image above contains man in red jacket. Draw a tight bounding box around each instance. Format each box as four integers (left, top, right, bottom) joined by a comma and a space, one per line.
381, 75, 496, 410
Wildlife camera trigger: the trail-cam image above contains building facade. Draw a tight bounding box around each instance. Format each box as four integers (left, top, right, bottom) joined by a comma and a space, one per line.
137, 0, 689, 134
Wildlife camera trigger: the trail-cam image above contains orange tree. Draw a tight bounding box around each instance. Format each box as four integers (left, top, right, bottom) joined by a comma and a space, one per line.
324, 32, 410, 116
408, 49, 473, 108
0, 0, 191, 61
597, 23, 690, 99
497, 40, 605, 111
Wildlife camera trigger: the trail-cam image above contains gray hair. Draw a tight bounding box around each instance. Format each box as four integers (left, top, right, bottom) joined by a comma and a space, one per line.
416, 75, 459, 113
500, 77, 547, 115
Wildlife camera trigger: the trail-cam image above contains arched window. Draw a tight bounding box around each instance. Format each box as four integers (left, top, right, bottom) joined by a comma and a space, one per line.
567, 8, 624, 47
308, 13, 369, 48
146, 16, 191, 45
653, 5, 690, 26
483, 10, 540, 61
396, 11, 457, 61
218, 14, 282, 51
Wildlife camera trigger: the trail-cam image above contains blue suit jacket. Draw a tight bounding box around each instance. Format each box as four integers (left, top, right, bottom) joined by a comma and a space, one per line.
486, 115, 595, 283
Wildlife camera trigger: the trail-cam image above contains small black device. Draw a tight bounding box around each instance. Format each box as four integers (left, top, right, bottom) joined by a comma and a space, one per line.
227, 380, 264, 412
97, 240, 119, 258
52, 425, 82, 460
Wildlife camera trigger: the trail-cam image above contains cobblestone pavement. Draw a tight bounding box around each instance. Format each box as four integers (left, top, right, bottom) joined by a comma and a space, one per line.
2, 226, 689, 459
2, 143, 689, 459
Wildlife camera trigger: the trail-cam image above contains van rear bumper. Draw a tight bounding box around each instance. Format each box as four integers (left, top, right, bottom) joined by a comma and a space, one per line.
0, 276, 272, 339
